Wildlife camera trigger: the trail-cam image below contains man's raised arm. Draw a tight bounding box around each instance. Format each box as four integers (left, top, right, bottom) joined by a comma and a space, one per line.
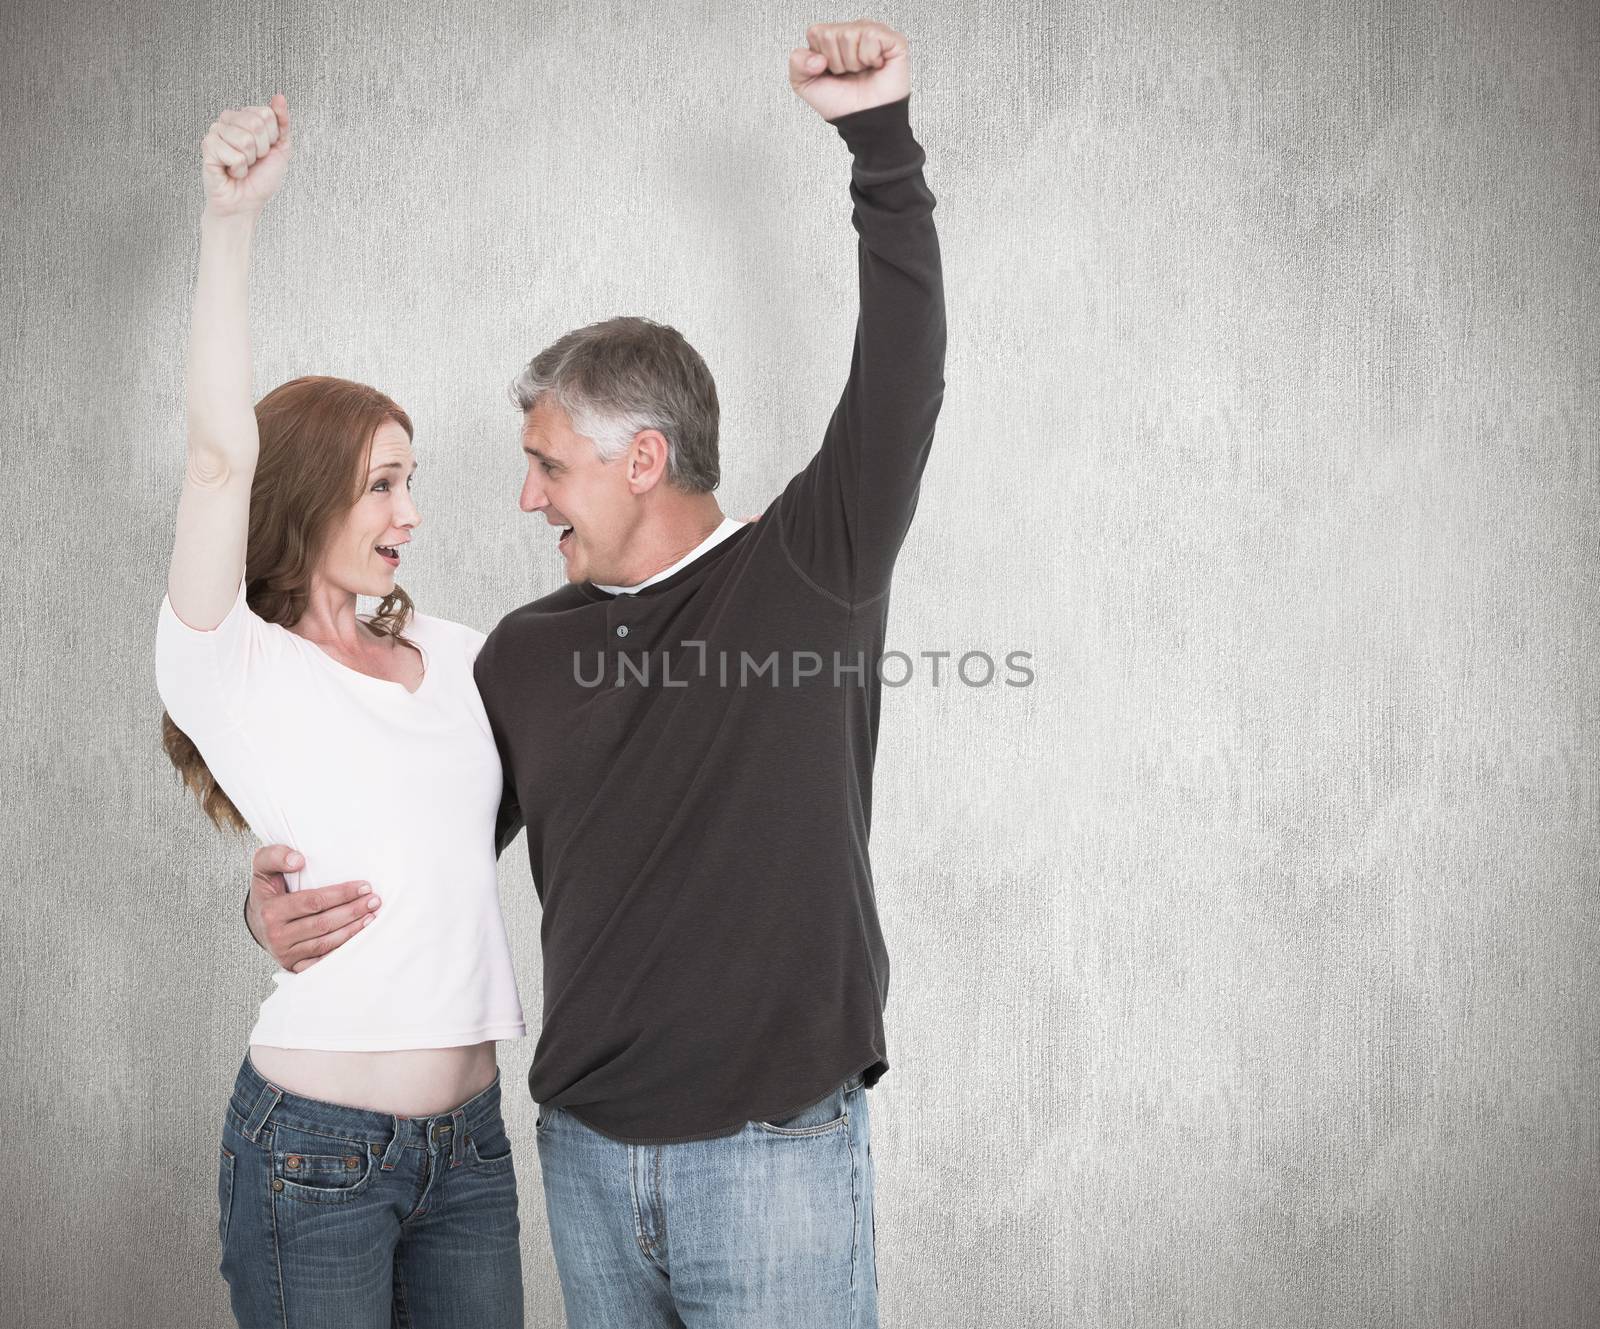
775, 20, 946, 606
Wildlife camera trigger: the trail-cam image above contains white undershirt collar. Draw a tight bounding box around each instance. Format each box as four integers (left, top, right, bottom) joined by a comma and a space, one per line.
593, 516, 745, 596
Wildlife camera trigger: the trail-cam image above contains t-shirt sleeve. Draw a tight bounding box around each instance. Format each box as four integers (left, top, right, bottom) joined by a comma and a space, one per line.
155, 574, 275, 738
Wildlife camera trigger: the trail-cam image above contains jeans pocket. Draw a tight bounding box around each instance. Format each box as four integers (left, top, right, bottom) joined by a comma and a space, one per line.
218, 1145, 236, 1251
270, 1125, 376, 1204
466, 1116, 517, 1174
754, 1080, 852, 1136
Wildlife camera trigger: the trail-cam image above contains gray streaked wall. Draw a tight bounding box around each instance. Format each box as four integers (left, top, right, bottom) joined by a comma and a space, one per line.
2, 0, 1595, 1325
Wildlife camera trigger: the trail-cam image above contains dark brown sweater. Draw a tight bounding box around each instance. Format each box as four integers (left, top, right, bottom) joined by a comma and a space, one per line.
475, 94, 945, 1144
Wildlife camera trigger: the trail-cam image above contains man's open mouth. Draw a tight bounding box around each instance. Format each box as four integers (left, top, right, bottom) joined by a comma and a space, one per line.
558, 526, 574, 549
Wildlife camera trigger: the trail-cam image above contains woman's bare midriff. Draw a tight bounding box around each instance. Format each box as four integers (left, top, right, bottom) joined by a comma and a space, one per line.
248, 1041, 500, 1117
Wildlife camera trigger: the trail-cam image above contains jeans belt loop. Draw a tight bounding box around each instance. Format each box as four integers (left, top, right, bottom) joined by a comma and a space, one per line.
450, 1107, 467, 1168
242, 1081, 282, 1144
381, 1115, 407, 1172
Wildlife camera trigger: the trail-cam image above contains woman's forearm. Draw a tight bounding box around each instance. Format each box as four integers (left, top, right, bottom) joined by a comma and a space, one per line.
185, 210, 261, 478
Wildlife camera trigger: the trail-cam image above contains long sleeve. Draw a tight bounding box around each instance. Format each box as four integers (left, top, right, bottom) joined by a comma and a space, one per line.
774, 93, 947, 606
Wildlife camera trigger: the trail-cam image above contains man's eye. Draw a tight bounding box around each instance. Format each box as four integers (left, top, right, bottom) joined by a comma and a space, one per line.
540, 463, 556, 475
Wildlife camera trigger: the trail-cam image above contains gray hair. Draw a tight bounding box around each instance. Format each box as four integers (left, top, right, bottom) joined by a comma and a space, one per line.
510, 316, 720, 493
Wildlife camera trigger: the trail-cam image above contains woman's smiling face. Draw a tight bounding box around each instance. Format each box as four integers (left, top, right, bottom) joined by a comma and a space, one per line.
322, 417, 421, 595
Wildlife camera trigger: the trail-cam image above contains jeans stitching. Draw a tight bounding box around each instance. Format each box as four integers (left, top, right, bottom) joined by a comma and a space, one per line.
849, 1121, 862, 1304
272, 1148, 377, 1203
232, 1102, 391, 1151
652, 1147, 668, 1266
393, 1252, 413, 1329
629, 1147, 654, 1260
467, 1138, 517, 1174
217, 1146, 236, 1253
754, 1103, 851, 1137
268, 1134, 288, 1329
231, 1082, 504, 1146
406, 1148, 439, 1223
869, 1138, 879, 1295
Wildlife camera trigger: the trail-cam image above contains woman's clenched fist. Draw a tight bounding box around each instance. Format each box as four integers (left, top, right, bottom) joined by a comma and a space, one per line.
201, 92, 293, 219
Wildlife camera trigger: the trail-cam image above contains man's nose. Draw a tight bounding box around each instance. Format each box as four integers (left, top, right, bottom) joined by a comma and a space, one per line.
520, 473, 547, 513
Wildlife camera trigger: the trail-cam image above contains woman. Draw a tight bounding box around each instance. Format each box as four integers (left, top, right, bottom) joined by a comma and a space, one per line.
155, 94, 525, 1326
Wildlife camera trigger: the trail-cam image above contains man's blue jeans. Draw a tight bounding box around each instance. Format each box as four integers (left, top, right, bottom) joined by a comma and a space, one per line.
216, 1052, 524, 1327
535, 1071, 880, 1328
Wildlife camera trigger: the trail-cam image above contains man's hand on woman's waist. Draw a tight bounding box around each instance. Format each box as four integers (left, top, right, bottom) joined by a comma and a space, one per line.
244, 843, 381, 972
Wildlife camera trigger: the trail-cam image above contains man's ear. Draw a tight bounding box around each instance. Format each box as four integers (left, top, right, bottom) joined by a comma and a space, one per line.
626, 429, 672, 493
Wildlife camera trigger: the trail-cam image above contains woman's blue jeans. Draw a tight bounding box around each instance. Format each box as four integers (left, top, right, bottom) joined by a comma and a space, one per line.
535, 1070, 880, 1328
216, 1051, 524, 1328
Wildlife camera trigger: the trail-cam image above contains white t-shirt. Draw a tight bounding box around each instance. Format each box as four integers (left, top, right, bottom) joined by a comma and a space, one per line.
155, 576, 527, 1051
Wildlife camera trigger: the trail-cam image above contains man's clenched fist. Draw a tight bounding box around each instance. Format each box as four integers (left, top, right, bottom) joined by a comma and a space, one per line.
789, 20, 910, 121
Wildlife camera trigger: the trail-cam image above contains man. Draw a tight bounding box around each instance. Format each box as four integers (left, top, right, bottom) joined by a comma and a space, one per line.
243, 18, 943, 1324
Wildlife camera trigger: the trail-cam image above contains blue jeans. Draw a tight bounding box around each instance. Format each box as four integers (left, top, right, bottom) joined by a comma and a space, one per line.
216, 1052, 524, 1327
535, 1071, 879, 1328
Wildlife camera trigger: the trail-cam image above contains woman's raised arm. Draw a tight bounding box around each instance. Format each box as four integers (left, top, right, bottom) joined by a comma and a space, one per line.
166, 94, 293, 631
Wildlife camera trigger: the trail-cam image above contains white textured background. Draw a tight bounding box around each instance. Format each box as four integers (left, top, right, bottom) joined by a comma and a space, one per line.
3, 0, 1597, 1325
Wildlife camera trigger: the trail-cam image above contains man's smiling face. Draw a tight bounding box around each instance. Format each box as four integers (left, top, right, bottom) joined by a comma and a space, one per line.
519, 397, 636, 585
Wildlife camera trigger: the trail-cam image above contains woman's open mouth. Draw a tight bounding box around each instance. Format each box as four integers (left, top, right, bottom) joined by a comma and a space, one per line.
376, 544, 401, 568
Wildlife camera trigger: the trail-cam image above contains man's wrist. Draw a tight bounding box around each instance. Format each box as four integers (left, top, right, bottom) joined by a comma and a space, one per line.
830, 95, 920, 174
